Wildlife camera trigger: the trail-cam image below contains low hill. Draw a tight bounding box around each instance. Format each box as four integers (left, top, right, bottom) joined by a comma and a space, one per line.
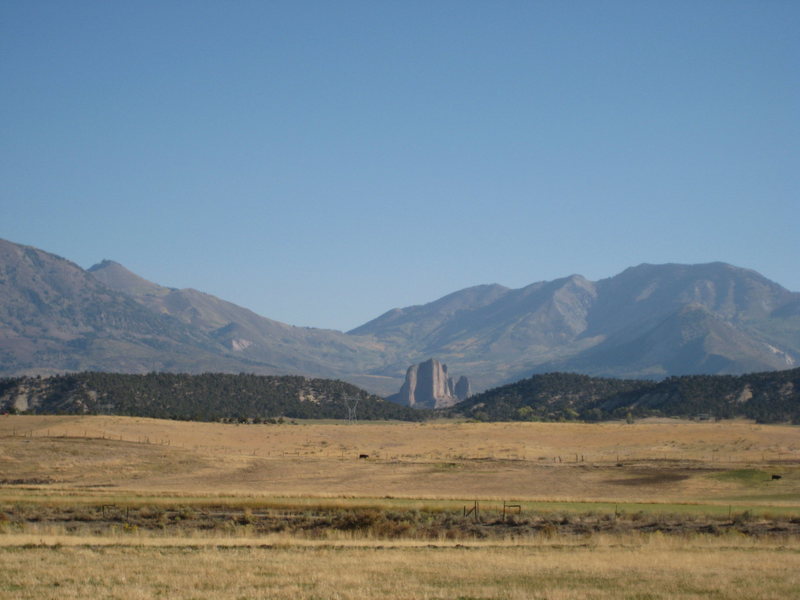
456, 367, 800, 424
0, 372, 425, 422
454, 373, 654, 422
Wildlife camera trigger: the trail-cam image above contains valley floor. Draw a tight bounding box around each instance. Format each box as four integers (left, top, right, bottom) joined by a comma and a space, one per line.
1, 415, 799, 598
2, 415, 799, 502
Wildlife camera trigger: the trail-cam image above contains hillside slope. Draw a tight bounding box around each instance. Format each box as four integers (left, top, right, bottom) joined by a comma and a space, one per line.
0, 239, 255, 375
456, 367, 800, 423
354, 263, 799, 388
88, 260, 396, 392
0, 372, 424, 421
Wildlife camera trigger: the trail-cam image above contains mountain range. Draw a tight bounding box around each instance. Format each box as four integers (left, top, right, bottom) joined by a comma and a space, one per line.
1, 238, 798, 395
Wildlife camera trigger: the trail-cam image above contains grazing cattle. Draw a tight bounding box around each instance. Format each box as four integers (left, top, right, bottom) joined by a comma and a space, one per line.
771, 474, 782, 480
358, 454, 369, 460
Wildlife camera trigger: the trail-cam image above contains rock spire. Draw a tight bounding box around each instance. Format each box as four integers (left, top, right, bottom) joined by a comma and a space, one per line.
394, 358, 471, 409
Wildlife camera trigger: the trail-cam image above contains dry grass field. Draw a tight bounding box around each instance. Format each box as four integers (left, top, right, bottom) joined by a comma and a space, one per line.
1, 415, 799, 598
2, 536, 799, 600
1, 415, 798, 503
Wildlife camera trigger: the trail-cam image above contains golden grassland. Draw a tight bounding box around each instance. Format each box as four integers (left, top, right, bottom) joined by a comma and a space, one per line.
2, 535, 799, 599
1, 414, 798, 505
1, 415, 799, 598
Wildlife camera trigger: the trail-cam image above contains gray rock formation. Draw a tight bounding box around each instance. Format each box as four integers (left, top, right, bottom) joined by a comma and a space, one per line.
454, 376, 471, 402
394, 358, 471, 409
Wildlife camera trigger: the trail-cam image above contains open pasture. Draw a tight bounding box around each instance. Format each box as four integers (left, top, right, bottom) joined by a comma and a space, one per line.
2, 536, 800, 600
1, 415, 799, 598
1, 415, 798, 506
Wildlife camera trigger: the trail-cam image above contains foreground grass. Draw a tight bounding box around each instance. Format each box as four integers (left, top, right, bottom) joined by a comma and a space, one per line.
2, 417, 799, 597
1, 535, 798, 599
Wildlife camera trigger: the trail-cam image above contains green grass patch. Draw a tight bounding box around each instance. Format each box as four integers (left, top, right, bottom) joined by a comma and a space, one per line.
717, 492, 800, 503
711, 469, 772, 485
429, 462, 462, 471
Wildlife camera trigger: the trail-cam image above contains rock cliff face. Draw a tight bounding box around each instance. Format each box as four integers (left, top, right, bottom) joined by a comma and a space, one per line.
393, 358, 471, 409
454, 376, 471, 402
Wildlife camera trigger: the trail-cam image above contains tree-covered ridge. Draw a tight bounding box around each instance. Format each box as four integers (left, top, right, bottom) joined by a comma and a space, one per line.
455, 368, 800, 424
454, 372, 654, 422
598, 368, 800, 423
0, 372, 427, 422
3, 368, 798, 424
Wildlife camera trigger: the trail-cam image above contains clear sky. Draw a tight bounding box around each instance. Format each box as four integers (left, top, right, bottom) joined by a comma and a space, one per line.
2, 1, 798, 331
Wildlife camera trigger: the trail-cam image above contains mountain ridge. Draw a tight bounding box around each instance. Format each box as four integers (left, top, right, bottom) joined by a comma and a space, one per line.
454, 367, 800, 424
353, 261, 799, 389
1, 237, 798, 394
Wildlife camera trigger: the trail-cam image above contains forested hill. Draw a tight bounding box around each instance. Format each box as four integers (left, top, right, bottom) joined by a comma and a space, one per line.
456, 368, 800, 424
4, 368, 798, 424
454, 373, 654, 422
0, 373, 426, 422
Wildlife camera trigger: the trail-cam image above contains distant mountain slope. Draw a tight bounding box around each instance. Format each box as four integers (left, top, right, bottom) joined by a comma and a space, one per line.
351, 276, 603, 387
588, 262, 794, 334
455, 367, 800, 423
0, 372, 424, 422
354, 263, 799, 388
551, 304, 796, 378
0, 239, 397, 391
0, 239, 253, 375
555, 262, 800, 378
88, 260, 394, 389
1, 237, 798, 394
349, 283, 511, 343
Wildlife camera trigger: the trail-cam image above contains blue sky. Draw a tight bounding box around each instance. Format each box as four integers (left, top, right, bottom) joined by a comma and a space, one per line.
2, 1, 798, 331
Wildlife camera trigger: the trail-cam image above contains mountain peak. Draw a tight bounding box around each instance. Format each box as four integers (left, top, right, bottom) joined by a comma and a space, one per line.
618, 261, 767, 281
88, 260, 165, 296
88, 259, 122, 271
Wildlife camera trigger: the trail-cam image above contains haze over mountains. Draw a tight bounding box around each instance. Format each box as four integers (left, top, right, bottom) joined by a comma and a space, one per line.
1, 238, 798, 395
